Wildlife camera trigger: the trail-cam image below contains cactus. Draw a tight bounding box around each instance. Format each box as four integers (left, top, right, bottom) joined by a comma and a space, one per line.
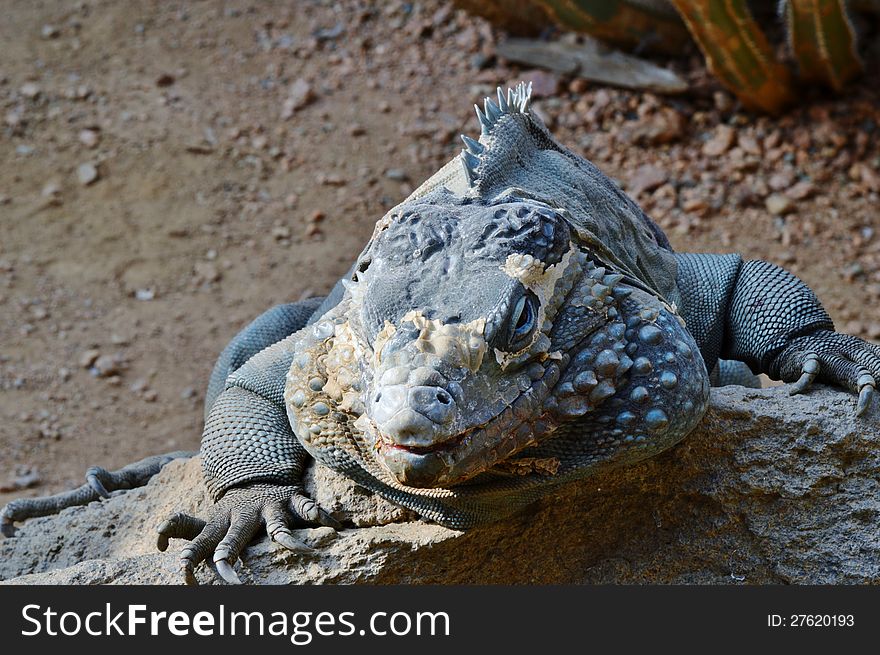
670, 0, 795, 113
785, 0, 863, 91
454, 0, 875, 113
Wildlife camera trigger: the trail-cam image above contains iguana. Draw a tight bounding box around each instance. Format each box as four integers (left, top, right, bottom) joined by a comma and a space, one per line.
3, 83, 878, 584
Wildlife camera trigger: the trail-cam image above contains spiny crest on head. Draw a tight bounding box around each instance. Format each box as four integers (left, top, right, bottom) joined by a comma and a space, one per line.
460, 82, 533, 188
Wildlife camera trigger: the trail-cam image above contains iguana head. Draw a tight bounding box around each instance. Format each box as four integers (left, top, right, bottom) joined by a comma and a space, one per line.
285, 194, 631, 488
341, 197, 588, 487
285, 84, 702, 490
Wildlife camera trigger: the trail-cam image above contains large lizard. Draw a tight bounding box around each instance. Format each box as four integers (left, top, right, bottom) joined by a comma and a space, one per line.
3, 83, 878, 584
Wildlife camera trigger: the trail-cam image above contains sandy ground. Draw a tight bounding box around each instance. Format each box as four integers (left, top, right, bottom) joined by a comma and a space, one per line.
1, 0, 879, 505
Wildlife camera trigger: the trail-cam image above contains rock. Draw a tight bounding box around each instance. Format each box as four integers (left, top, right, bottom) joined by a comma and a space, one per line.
786, 180, 815, 200
135, 288, 155, 301
844, 262, 865, 281
271, 225, 291, 240
78, 129, 100, 148
78, 348, 100, 368
384, 168, 409, 182
2, 385, 878, 585
518, 69, 559, 98
857, 164, 880, 193
194, 261, 221, 283
281, 78, 315, 119
625, 107, 684, 146
713, 90, 733, 113
76, 162, 99, 186
568, 78, 589, 94
496, 37, 687, 95
769, 169, 795, 191
0, 468, 41, 493
702, 125, 735, 157
627, 164, 667, 196
737, 134, 762, 156
41, 181, 62, 204
470, 53, 493, 70
318, 173, 346, 186
765, 193, 794, 216
19, 82, 41, 99
91, 353, 122, 377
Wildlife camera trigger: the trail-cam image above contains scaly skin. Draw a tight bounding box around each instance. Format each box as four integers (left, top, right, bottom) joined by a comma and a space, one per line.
3, 84, 878, 585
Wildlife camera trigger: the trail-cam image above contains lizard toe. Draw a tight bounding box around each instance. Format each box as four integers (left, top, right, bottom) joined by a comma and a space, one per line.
263, 501, 313, 553
210, 506, 261, 584
789, 353, 820, 396
85, 467, 113, 498
156, 512, 206, 552
178, 513, 230, 585
289, 491, 342, 530
1, 509, 16, 538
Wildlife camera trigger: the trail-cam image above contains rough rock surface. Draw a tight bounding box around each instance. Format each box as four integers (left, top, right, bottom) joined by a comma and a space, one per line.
2, 385, 877, 585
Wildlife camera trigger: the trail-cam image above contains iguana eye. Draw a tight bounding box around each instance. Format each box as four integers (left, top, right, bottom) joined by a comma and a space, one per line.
507, 293, 537, 350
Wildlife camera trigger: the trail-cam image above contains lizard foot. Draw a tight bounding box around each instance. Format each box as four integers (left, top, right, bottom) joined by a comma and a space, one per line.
774, 330, 880, 416
1, 450, 194, 538
156, 483, 340, 585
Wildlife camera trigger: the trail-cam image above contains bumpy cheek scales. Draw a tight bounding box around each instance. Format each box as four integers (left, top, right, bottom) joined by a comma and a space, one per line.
516, 288, 709, 477
284, 306, 368, 472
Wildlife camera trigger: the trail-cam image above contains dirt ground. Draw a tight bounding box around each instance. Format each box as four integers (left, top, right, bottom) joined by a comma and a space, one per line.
2, 0, 879, 506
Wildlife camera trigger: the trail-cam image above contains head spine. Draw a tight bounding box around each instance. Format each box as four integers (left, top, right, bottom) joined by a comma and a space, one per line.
460, 82, 533, 189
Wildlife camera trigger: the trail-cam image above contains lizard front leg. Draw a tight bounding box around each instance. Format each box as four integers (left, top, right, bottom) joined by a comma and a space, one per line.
676, 253, 878, 415
157, 336, 340, 585
724, 260, 879, 415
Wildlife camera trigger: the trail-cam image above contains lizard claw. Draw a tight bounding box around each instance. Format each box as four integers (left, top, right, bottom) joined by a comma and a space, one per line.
776, 331, 880, 416
156, 512, 206, 552
181, 559, 198, 586
856, 375, 875, 417
214, 557, 243, 585
788, 353, 819, 396
290, 492, 342, 530
270, 527, 314, 554
1, 451, 193, 539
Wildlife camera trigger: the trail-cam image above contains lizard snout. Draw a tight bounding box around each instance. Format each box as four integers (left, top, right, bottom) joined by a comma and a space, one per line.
371, 384, 457, 447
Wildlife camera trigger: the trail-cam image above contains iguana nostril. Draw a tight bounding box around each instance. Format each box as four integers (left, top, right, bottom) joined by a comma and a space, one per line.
371, 382, 458, 431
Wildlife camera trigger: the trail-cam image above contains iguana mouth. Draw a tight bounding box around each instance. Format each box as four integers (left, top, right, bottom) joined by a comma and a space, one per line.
377, 429, 469, 455
370, 411, 526, 488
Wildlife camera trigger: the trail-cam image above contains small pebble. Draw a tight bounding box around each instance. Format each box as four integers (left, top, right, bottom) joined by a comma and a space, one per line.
385, 168, 408, 182
79, 129, 100, 148
77, 162, 99, 186
702, 125, 735, 157
79, 349, 100, 368
20, 82, 41, 98
765, 193, 794, 216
